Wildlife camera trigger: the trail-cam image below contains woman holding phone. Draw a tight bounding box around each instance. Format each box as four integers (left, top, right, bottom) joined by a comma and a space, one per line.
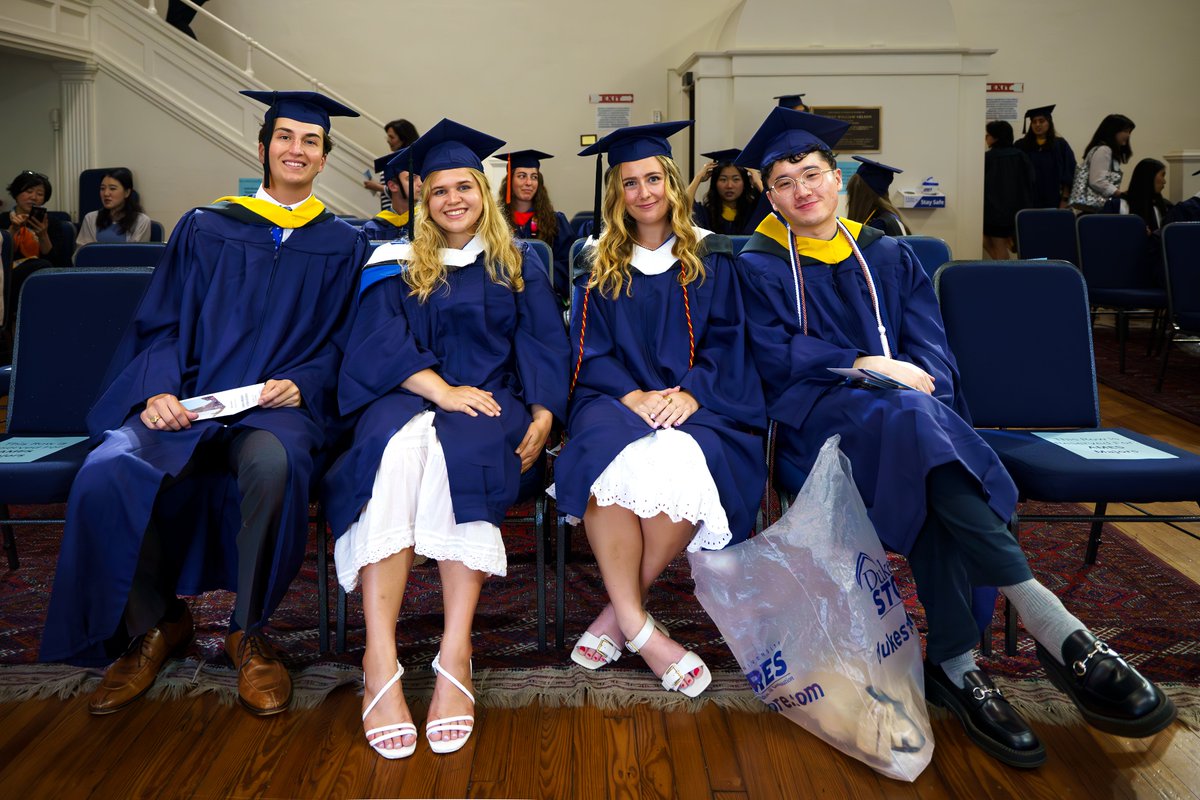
2, 170, 70, 328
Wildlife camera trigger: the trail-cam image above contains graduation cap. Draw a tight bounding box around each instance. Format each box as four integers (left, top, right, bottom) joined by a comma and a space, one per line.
405, 118, 506, 180
701, 148, 742, 164
851, 156, 903, 196
375, 148, 409, 183
734, 108, 850, 173
494, 149, 554, 204
578, 120, 692, 236
1023, 103, 1056, 134
775, 93, 808, 110
241, 90, 358, 132
241, 90, 359, 188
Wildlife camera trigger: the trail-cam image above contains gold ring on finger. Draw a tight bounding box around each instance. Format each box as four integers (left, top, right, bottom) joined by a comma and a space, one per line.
149, 415, 160, 424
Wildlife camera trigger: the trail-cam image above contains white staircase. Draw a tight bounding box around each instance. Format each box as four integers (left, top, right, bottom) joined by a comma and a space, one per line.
0, 0, 379, 219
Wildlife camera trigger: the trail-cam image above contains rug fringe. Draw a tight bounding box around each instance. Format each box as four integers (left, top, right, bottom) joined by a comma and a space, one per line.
2, 662, 1196, 729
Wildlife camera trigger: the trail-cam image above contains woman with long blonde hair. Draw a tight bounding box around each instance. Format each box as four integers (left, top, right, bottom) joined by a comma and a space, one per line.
551, 122, 766, 697
324, 119, 570, 759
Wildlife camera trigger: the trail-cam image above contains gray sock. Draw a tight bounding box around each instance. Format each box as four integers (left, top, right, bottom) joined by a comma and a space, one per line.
1000, 579, 1086, 665
938, 649, 979, 689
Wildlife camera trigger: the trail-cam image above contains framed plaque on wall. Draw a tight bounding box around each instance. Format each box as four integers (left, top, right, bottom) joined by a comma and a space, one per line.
810, 106, 882, 153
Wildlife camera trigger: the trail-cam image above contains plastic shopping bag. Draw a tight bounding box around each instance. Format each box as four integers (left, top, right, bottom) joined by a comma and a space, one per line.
689, 436, 933, 781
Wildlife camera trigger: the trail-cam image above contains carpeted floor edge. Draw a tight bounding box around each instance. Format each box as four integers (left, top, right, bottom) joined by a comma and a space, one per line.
1, 663, 1196, 728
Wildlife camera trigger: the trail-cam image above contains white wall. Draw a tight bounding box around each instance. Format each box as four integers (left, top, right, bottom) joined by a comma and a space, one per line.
5, 0, 1200, 222
0, 50, 68, 215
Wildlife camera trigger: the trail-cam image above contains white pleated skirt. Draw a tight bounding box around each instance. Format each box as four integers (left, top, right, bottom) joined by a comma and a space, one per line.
335, 410, 506, 593
552, 427, 731, 552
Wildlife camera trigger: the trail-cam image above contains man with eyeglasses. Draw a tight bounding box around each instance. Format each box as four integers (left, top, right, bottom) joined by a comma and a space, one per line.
736, 108, 1175, 769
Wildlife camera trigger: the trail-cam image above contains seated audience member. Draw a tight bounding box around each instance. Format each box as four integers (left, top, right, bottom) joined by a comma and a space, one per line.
983, 120, 1034, 259
687, 148, 769, 236
735, 107, 1177, 769
775, 93, 810, 112
1161, 168, 1200, 224
2, 170, 71, 322
39, 91, 369, 722
1016, 104, 1076, 209
323, 119, 569, 757
1072, 114, 1135, 215
362, 149, 421, 241
76, 168, 152, 246
552, 122, 766, 698
845, 156, 909, 236
1120, 158, 1171, 234
366, 119, 420, 211
497, 149, 575, 301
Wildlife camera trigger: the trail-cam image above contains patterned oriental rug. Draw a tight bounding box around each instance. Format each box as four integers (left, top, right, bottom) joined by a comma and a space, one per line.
1092, 322, 1200, 428
1, 502, 1197, 726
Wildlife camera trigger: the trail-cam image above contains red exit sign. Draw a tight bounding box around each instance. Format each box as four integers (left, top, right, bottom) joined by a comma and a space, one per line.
986, 82, 1024, 93
589, 93, 634, 103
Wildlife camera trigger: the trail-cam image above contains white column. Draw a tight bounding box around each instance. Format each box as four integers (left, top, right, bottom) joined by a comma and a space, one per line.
53, 61, 99, 220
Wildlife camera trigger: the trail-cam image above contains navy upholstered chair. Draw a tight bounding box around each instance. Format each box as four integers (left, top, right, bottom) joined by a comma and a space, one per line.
74, 242, 168, 269
936, 260, 1200, 653
1076, 214, 1166, 372
1, 229, 12, 347
897, 235, 952, 281
569, 212, 594, 238
149, 220, 165, 242
0, 268, 153, 568
1015, 208, 1078, 265
518, 238, 554, 283
1157, 222, 1200, 391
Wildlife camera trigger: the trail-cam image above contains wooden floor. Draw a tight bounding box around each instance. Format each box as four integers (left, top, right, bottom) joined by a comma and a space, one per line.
2, 384, 1198, 799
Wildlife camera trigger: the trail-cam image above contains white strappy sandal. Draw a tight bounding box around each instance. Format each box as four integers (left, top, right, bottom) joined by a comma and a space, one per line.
426, 652, 475, 755
572, 616, 670, 670
625, 613, 712, 698
362, 660, 417, 760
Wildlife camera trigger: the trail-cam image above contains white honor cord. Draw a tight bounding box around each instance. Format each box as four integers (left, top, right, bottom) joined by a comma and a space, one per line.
784, 217, 892, 358
836, 218, 892, 359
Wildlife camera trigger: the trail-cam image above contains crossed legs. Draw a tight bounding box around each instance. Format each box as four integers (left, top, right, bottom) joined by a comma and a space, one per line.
581, 499, 702, 686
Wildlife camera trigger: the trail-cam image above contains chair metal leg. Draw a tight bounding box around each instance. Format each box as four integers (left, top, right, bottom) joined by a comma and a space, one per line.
315, 505, 329, 654
1005, 516, 1020, 656
1156, 329, 1174, 392
555, 515, 567, 649
1085, 502, 1107, 565
535, 494, 547, 652
1, 505, 17, 570
1117, 311, 1128, 373
336, 585, 347, 654
980, 623, 993, 657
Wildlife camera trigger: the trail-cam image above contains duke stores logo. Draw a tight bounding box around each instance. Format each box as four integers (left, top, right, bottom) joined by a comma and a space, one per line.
855, 552, 917, 663
744, 645, 826, 712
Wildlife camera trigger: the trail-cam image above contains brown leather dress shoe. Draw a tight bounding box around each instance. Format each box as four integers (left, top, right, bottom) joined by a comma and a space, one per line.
226, 630, 292, 716
89, 606, 195, 715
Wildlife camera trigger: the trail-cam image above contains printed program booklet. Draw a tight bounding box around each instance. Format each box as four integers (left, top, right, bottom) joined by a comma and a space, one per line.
828, 368, 916, 391
180, 383, 266, 420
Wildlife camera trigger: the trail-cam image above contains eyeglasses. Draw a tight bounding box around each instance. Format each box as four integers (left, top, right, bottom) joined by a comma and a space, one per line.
768, 168, 836, 195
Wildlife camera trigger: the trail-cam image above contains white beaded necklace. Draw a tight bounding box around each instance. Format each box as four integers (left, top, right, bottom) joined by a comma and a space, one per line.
784, 217, 892, 358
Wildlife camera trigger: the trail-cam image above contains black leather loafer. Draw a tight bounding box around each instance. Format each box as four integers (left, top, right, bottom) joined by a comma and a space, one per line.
1037, 630, 1176, 738
925, 661, 1046, 768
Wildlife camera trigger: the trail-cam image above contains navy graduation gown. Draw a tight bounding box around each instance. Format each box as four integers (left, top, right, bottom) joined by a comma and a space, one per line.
41, 203, 367, 663
553, 234, 767, 544
691, 194, 771, 237
1018, 136, 1077, 209
323, 241, 570, 539
510, 211, 575, 301
738, 220, 1018, 559
362, 212, 409, 242
865, 211, 907, 237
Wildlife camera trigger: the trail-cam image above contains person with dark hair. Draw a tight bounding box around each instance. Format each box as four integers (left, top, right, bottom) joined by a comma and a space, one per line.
1120, 158, 1171, 233
552, 122, 765, 698
496, 149, 575, 301
687, 148, 769, 236
2, 170, 71, 325
324, 120, 569, 758
983, 120, 1034, 259
76, 168, 152, 246
1071, 114, 1135, 214
40, 91, 369, 722
736, 107, 1176, 770
1016, 104, 1076, 209
362, 148, 421, 241
365, 119, 420, 211
845, 156, 909, 236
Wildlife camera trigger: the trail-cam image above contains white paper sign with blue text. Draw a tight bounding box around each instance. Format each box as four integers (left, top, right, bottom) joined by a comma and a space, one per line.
1033, 431, 1177, 460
